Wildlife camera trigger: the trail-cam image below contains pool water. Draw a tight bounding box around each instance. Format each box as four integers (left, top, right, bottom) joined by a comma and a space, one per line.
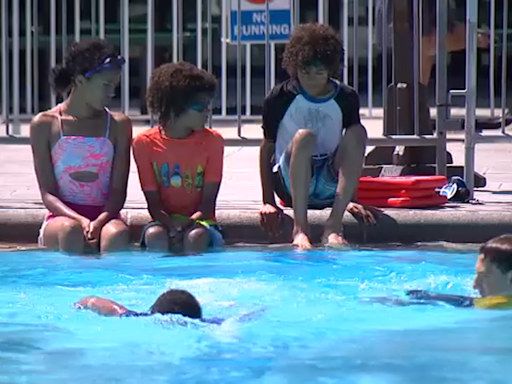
1, 248, 512, 383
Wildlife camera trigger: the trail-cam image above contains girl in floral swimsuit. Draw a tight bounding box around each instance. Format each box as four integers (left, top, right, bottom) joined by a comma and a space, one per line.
30, 39, 132, 254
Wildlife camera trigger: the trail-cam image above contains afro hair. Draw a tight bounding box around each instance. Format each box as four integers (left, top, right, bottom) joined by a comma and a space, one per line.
146, 61, 217, 124
282, 23, 343, 78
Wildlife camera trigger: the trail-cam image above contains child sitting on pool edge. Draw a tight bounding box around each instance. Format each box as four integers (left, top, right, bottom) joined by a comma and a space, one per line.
132, 62, 224, 254
373, 234, 512, 309
75, 289, 265, 324
258, 23, 377, 250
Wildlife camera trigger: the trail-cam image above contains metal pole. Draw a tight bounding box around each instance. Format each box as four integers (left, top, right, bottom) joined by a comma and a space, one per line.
435, 0, 448, 176
221, 0, 227, 116
172, 0, 178, 62
381, 0, 388, 114
91, 0, 97, 37
412, 0, 420, 136
265, 0, 270, 95
464, 0, 478, 197
99, 0, 105, 38
245, 43, 251, 116
33, 0, 39, 112
318, 0, 324, 23
293, 0, 300, 27
236, 0, 242, 136
342, 0, 348, 83
352, 0, 358, 92
1, 0, 9, 134
367, 0, 373, 116
26, 0, 33, 115
12, 0, 20, 134
121, 0, 130, 114
500, 0, 508, 133
74, 0, 80, 41
178, 0, 183, 60
196, 0, 202, 68
207, 0, 213, 127
490, 0, 496, 116
270, 42, 276, 89
50, 0, 57, 107
147, 0, 154, 124
61, 0, 67, 63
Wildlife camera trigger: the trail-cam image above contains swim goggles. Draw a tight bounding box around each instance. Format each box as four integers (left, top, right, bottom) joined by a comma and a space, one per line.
84, 55, 126, 78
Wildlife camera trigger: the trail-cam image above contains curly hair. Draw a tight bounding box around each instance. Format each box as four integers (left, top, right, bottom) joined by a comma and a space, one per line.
146, 62, 217, 123
282, 23, 343, 78
50, 38, 118, 94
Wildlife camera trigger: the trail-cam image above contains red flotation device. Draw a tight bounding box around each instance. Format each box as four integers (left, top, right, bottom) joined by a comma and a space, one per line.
358, 175, 447, 190
276, 176, 449, 209
357, 175, 448, 208
357, 195, 448, 208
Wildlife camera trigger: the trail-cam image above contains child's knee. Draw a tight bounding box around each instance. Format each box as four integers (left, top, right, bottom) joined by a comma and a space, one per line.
184, 226, 210, 253
59, 220, 84, 242
293, 129, 317, 147
144, 225, 169, 250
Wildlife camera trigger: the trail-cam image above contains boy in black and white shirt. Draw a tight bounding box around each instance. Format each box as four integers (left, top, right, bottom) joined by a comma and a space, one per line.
259, 23, 374, 249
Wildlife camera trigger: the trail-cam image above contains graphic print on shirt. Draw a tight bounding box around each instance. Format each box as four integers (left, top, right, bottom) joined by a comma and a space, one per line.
195, 164, 204, 190
170, 164, 182, 188
152, 162, 205, 191
303, 107, 334, 136
184, 170, 193, 191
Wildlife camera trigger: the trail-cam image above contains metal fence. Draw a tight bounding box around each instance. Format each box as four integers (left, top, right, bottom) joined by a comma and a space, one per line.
1, 0, 512, 198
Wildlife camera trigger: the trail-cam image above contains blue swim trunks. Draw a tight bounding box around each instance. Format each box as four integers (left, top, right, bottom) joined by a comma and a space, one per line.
273, 152, 338, 209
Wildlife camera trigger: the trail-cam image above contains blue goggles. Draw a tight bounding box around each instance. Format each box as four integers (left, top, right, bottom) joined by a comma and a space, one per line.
84, 55, 126, 78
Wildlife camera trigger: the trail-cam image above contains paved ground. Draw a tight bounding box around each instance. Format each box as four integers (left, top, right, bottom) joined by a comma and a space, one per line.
1, 115, 512, 211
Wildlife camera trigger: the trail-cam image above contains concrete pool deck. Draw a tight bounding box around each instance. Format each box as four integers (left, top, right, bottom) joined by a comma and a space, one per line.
1, 116, 512, 246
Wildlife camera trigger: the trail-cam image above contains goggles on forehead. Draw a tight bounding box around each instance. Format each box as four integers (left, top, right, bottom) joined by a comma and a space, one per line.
84, 55, 126, 78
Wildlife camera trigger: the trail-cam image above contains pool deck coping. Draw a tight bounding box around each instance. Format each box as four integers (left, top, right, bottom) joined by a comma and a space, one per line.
2, 204, 512, 246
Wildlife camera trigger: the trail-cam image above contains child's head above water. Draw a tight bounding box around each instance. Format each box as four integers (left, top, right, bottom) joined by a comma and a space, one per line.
50, 38, 125, 110
282, 23, 343, 96
474, 234, 512, 297
149, 289, 202, 319
146, 62, 217, 137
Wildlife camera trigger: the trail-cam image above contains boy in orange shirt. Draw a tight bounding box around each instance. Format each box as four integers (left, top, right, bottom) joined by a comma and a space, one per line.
133, 62, 224, 253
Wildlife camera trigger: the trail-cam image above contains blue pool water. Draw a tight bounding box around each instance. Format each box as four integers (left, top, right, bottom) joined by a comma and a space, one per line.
1, 248, 512, 383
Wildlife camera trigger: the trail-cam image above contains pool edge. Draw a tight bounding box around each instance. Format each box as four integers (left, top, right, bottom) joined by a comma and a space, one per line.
0, 207, 511, 245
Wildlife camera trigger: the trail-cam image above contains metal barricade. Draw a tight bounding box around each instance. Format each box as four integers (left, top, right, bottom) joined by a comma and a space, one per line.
0, 0, 511, 197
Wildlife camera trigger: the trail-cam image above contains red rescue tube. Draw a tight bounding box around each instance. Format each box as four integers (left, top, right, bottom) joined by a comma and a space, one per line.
357, 188, 437, 199
358, 195, 448, 208
359, 176, 447, 190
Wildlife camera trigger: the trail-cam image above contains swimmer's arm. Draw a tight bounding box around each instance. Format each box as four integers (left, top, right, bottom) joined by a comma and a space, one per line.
74, 296, 131, 317
406, 290, 475, 308
29, 113, 89, 224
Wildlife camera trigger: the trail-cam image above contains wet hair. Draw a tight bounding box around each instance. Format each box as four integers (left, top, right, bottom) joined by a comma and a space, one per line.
480, 235, 512, 274
149, 289, 202, 319
146, 61, 217, 124
50, 38, 118, 94
282, 23, 343, 78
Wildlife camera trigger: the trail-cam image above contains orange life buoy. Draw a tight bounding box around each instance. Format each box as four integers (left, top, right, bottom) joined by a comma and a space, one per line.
358, 195, 448, 208
358, 176, 447, 190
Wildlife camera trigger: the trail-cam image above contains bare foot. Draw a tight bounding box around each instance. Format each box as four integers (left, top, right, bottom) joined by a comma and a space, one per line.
322, 232, 349, 248
292, 232, 313, 250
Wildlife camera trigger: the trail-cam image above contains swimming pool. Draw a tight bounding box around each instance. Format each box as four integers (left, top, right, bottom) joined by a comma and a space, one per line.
0, 247, 510, 383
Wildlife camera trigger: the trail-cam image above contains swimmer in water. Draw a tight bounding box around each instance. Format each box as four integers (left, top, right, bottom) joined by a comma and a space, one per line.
75, 288, 265, 324
369, 235, 512, 309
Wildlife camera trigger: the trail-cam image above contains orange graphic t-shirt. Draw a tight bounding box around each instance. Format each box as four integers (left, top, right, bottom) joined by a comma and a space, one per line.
132, 127, 224, 220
